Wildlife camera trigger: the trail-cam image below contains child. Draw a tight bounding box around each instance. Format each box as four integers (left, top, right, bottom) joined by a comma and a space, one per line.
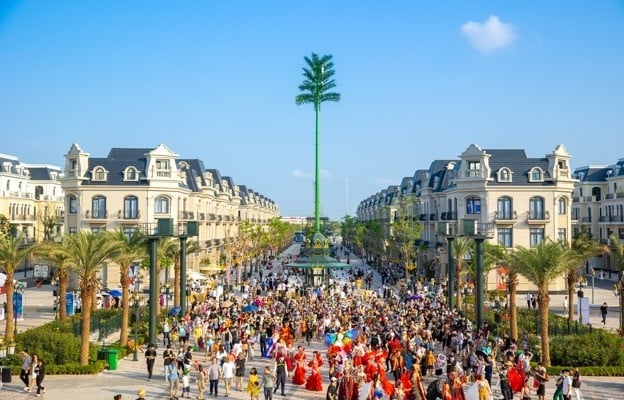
181, 366, 191, 398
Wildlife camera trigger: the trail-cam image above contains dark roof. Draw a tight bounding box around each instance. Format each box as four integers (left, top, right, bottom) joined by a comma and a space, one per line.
485, 149, 552, 186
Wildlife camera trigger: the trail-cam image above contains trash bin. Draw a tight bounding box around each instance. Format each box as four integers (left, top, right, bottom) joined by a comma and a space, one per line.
107, 348, 119, 370
1, 366, 11, 383
97, 348, 108, 361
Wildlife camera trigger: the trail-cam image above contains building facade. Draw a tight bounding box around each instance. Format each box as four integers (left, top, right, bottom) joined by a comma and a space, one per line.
60, 143, 279, 288
0, 152, 64, 244
357, 144, 577, 292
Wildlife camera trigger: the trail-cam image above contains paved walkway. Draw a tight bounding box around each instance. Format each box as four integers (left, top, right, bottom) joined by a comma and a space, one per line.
1, 246, 623, 399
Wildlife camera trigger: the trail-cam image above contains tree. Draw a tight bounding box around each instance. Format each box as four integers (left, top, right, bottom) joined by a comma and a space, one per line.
170, 238, 200, 307
59, 232, 121, 364
388, 198, 422, 280
109, 230, 146, 347
295, 52, 340, 232
0, 232, 32, 342
35, 240, 74, 321
609, 234, 624, 335
37, 202, 62, 241
451, 236, 473, 312
567, 230, 607, 322
512, 239, 576, 366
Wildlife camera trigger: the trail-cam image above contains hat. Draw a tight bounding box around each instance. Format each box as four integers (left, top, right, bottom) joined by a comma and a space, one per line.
331, 377, 338, 382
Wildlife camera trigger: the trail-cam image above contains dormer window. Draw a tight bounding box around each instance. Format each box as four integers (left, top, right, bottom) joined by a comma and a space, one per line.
498, 168, 512, 182
155, 159, 170, 177
70, 159, 77, 170
529, 167, 543, 182
124, 166, 139, 181
92, 166, 107, 181
467, 161, 481, 177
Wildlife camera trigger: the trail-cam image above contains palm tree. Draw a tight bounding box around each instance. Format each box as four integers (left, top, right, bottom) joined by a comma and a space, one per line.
61, 232, 121, 365
170, 238, 200, 308
295, 52, 340, 232
511, 239, 577, 366
0, 233, 32, 342
451, 236, 473, 312
35, 240, 74, 321
609, 235, 624, 335
109, 230, 146, 347
567, 230, 607, 322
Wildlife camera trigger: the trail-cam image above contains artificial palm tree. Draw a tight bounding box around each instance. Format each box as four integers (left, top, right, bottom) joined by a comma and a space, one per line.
0, 232, 32, 342
169, 238, 200, 308
61, 231, 121, 365
568, 230, 607, 322
511, 239, 577, 366
609, 234, 624, 335
295, 52, 340, 232
451, 236, 473, 312
109, 230, 146, 347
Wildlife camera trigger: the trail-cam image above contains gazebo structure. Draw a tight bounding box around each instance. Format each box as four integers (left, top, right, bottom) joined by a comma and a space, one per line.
287, 232, 349, 287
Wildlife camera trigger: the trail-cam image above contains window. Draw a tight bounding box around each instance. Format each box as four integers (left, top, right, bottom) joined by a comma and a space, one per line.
530, 228, 544, 247
557, 228, 567, 242
558, 198, 567, 214
156, 159, 169, 170
124, 196, 139, 219
123, 227, 137, 241
91, 226, 104, 234
70, 159, 76, 170
467, 161, 481, 177
497, 197, 513, 219
498, 228, 513, 248
93, 167, 106, 181
466, 197, 481, 214
530, 168, 543, 182
155, 196, 170, 214
498, 168, 511, 182
529, 197, 545, 219
92, 196, 107, 219
69, 227, 77, 235
125, 167, 138, 181
69, 195, 78, 214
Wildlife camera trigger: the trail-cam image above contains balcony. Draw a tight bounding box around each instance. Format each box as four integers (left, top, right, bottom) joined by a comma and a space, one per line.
178, 211, 195, 220
9, 214, 36, 222
440, 212, 457, 221
607, 215, 624, 223
85, 210, 108, 220
208, 213, 216, 221
429, 213, 437, 221
605, 193, 616, 200
419, 213, 427, 221
581, 217, 592, 223
118, 210, 140, 220
618, 192, 624, 199
155, 170, 171, 177
572, 196, 580, 203
526, 211, 550, 225
199, 213, 206, 220
494, 211, 518, 224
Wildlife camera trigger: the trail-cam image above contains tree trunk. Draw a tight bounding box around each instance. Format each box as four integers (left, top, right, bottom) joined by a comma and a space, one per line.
59, 272, 68, 322
455, 265, 463, 313
620, 280, 624, 336
80, 288, 93, 365
174, 259, 181, 308
4, 274, 14, 342
538, 290, 551, 366
509, 282, 518, 341
567, 272, 576, 322
120, 273, 130, 347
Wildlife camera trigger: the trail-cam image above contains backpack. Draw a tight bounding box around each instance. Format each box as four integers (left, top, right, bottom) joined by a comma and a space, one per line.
572, 374, 581, 388
556, 376, 563, 388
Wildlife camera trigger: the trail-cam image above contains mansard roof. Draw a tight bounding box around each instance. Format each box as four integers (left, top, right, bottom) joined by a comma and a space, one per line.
485, 149, 552, 185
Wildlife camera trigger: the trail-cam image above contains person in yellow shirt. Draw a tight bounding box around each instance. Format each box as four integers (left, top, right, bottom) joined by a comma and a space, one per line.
246, 367, 261, 400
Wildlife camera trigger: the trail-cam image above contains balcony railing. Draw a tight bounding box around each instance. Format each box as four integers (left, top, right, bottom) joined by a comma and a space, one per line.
178, 211, 195, 220
118, 210, 140, 219
618, 192, 624, 199
9, 214, 36, 221
494, 210, 518, 222
605, 193, 616, 200
85, 210, 108, 219
581, 217, 592, 223
572, 196, 580, 203
527, 211, 550, 224
429, 213, 437, 221
608, 215, 624, 223
199, 213, 206, 220
155, 170, 171, 177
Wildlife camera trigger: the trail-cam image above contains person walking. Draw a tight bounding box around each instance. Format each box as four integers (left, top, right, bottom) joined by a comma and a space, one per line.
261, 365, 275, 400
145, 343, 157, 381
571, 366, 582, 400
600, 302, 608, 325
222, 354, 236, 396
136, 387, 147, 400
561, 369, 573, 400
34, 356, 46, 397
167, 359, 180, 400
235, 352, 246, 390
207, 357, 221, 397
28, 354, 39, 392
19, 349, 32, 391
197, 364, 207, 400
326, 376, 339, 400
163, 344, 175, 382
273, 355, 287, 395
246, 367, 261, 400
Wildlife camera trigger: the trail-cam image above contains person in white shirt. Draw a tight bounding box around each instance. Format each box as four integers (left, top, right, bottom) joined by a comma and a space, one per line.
561, 369, 573, 400
563, 296, 568, 314
221, 355, 236, 396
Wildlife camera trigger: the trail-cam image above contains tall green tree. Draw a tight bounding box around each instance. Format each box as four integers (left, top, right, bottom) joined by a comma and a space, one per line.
0, 233, 32, 342
389, 198, 422, 280
295, 52, 340, 232
109, 230, 146, 347
568, 230, 607, 322
512, 239, 576, 366
35, 240, 74, 322
609, 235, 624, 335
60, 232, 121, 364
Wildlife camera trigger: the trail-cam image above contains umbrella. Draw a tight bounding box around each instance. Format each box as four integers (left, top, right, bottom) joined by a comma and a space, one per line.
242, 304, 259, 313
169, 306, 182, 316
108, 289, 122, 297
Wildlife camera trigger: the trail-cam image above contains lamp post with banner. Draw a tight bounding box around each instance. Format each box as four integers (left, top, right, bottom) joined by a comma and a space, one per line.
13, 281, 26, 337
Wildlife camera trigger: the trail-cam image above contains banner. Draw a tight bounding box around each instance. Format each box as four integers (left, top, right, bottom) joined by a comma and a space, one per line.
66, 292, 76, 316
12, 291, 24, 321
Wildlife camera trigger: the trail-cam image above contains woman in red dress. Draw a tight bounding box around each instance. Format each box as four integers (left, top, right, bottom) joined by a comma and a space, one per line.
291, 346, 307, 385
449, 369, 466, 400
305, 359, 323, 391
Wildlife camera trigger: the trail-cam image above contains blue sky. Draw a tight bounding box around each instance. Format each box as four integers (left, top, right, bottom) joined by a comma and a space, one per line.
1, 1, 623, 220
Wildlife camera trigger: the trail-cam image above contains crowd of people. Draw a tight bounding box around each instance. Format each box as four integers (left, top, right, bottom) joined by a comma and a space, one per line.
133, 244, 583, 400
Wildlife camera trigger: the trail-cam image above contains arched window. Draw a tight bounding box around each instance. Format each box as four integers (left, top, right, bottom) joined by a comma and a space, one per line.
466, 196, 481, 214
93, 167, 106, 181
529, 197, 545, 220
124, 195, 139, 219
558, 197, 567, 214
155, 196, 170, 214
92, 195, 107, 219
497, 196, 513, 219
69, 195, 78, 214
125, 167, 137, 181
499, 168, 511, 182
530, 168, 543, 182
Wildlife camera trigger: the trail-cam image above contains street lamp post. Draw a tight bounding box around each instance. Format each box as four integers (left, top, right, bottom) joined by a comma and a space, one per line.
51, 276, 59, 320
590, 269, 596, 304
577, 277, 586, 324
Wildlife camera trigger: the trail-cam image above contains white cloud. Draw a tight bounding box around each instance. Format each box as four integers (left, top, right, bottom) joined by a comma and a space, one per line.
460, 15, 516, 54
291, 169, 332, 179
